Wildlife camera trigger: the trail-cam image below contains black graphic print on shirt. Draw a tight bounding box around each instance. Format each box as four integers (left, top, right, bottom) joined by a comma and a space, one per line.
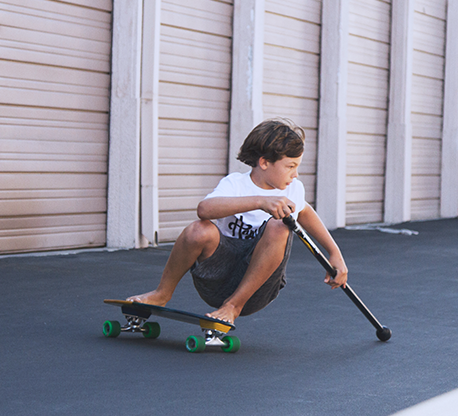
228, 215, 267, 239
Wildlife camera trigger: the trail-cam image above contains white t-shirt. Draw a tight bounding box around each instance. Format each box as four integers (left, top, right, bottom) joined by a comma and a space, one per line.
204, 171, 306, 239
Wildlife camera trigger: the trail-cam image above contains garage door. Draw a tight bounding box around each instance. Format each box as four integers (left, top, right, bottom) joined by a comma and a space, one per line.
411, 0, 446, 220
346, 0, 391, 224
262, 0, 321, 206
157, 0, 233, 242
0, 0, 112, 253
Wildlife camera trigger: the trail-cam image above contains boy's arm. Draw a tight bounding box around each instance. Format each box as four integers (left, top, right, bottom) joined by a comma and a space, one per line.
297, 204, 348, 289
197, 196, 295, 221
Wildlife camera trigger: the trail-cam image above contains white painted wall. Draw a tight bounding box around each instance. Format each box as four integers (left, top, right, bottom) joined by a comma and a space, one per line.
229, 0, 265, 174
107, 0, 143, 248
140, 0, 161, 246
316, 0, 349, 230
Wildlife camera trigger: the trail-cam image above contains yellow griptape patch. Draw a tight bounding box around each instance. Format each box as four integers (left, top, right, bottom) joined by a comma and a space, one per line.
199, 319, 231, 333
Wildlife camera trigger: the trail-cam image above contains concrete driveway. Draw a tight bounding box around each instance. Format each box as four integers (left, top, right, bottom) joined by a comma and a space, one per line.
2, 219, 458, 415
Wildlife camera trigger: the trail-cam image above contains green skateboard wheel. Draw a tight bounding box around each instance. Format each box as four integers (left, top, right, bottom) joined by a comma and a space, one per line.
185, 335, 206, 353
142, 322, 161, 339
221, 336, 241, 353
103, 320, 121, 338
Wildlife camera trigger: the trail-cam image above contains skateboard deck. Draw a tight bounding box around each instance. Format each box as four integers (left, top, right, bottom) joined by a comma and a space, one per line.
103, 299, 240, 353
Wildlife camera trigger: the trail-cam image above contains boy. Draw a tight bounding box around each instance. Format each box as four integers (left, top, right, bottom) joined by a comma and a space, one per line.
128, 119, 348, 324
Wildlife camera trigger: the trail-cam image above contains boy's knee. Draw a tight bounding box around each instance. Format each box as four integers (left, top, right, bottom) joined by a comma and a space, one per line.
183, 220, 219, 245
263, 219, 290, 242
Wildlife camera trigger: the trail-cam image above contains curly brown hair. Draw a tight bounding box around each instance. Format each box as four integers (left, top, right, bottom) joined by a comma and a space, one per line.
237, 118, 305, 167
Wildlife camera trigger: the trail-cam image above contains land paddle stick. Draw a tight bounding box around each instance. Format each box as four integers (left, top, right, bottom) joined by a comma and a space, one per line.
283, 215, 391, 341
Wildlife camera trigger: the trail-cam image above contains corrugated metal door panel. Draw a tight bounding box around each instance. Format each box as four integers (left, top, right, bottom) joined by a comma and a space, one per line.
346, 0, 391, 225
411, 0, 446, 221
347, 134, 386, 176
158, 0, 233, 243
47, 0, 112, 10
347, 64, 389, 109
263, 95, 319, 130
0, 1, 111, 254
0, 61, 110, 112
411, 76, 444, 115
158, 119, 228, 177
346, 201, 385, 224
411, 113, 442, 139
411, 139, 441, 176
415, 0, 446, 19
266, 0, 321, 23
347, 106, 388, 135
264, 46, 319, 99
0, 2, 111, 40
160, 25, 231, 89
348, 35, 390, 69
161, 0, 232, 37
4, 0, 112, 13
412, 175, 441, 216
347, 176, 385, 203
0, 2, 111, 72
263, 0, 321, 207
264, 8, 320, 54
159, 83, 230, 122
413, 50, 445, 79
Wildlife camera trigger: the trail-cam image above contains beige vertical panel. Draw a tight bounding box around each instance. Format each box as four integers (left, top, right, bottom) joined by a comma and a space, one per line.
346, 0, 391, 224
0, 0, 112, 254
157, 0, 233, 242
262, 0, 321, 205
411, 0, 446, 220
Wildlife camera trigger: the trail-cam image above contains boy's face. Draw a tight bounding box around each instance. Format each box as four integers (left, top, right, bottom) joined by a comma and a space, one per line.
257, 155, 303, 190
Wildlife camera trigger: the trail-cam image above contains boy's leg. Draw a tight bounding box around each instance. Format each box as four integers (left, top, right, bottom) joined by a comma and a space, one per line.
127, 220, 220, 305
206, 219, 290, 323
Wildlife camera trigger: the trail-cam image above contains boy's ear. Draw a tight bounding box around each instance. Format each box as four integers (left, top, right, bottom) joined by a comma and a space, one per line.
258, 157, 269, 170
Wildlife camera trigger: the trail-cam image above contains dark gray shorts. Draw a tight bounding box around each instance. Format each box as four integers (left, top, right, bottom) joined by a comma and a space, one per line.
190, 220, 293, 316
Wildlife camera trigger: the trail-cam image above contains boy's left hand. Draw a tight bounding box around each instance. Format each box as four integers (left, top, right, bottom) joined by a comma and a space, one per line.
324, 255, 348, 289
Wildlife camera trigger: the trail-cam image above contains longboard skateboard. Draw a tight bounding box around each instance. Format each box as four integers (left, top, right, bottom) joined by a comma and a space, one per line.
103, 299, 240, 353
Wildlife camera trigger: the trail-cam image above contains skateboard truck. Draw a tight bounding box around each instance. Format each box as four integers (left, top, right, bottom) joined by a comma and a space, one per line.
203, 329, 228, 347
121, 314, 148, 333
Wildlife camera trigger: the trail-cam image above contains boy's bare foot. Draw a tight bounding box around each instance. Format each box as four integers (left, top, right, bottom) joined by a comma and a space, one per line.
126, 290, 169, 307
206, 302, 241, 325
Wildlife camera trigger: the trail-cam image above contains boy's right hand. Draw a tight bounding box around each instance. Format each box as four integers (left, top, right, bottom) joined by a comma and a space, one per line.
260, 197, 295, 219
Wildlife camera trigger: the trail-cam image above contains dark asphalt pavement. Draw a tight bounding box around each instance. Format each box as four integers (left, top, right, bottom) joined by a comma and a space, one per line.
2, 219, 458, 415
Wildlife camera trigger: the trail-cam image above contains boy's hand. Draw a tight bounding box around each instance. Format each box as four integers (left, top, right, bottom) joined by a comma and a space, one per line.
324, 254, 348, 289
261, 197, 295, 219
